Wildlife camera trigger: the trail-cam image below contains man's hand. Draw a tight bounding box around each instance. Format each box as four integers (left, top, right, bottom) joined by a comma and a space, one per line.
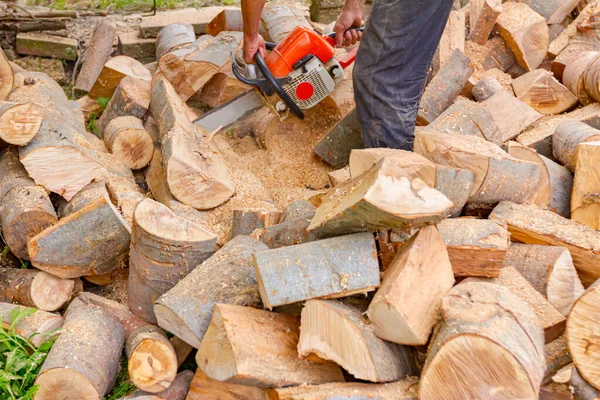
334, 5, 363, 47
243, 33, 267, 64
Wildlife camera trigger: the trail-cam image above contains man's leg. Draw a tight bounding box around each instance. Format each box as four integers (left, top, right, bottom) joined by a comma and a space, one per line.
353, 0, 454, 150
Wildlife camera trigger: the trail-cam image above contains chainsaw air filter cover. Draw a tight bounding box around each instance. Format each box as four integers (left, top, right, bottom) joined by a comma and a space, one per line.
283, 57, 341, 109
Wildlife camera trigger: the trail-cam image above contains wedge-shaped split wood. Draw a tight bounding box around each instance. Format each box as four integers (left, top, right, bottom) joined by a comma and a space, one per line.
0, 101, 43, 146
367, 225, 454, 345
490, 201, 600, 287
197, 304, 344, 388
327, 167, 350, 188
74, 22, 117, 94
0, 48, 13, 100
437, 218, 509, 278
563, 51, 600, 106
104, 116, 154, 170
505, 244, 584, 316
89, 56, 151, 99
185, 369, 267, 400
553, 121, 600, 172
0, 303, 63, 348
298, 299, 417, 383
96, 76, 151, 135
512, 70, 577, 115
419, 281, 545, 400
481, 90, 543, 142
155, 235, 266, 349
572, 141, 600, 230
414, 129, 541, 204
433, 10, 465, 74
156, 23, 196, 61
307, 157, 454, 238
470, 0, 501, 45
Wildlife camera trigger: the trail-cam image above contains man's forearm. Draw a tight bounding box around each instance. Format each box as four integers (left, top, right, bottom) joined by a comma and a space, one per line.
242, 0, 266, 39
344, 0, 366, 11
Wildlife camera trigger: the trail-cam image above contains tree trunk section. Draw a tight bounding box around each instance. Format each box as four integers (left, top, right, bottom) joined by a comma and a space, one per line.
0, 303, 63, 347
185, 369, 266, 400
156, 23, 195, 61
553, 121, 600, 172
572, 141, 600, 230
512, 70, 577, 115
0, 48, 12, 100
471, 76, 503, 101
96, 76, 151, 135
74, 22, 117, 94
470, 0, 502, 45
258, 214, 318, 249
521, 0, 580, 24
563, 51, 600, 106
481, 90, 543, 143
89, 56, 151, 99
0, 101, 44, 146
104, 116, 154, 170
260, 3, 312, 44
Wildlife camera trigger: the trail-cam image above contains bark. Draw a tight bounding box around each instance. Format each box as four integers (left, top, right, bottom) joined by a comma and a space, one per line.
471, 76, 503, 101
571, 141, 600, 230
0, 302, 63, 347
260, 3, 312, 44
279, 200, 316, 223
96, 76, 151, 135
563, 51, 600, 106
74, 22, 117, 94
433, 10, 465, 74
544, 336, 571, 385
231, 209, 280, 238
521, 0, 580, 24
104, 116, 154, 170
553, 120, 600, 172
313, 108, 365, 169
155, 23, 195, 61
259, 213, 318, 249
15, 32, 78, 60
194, 60, 251, 108
124, 370, 194, 400
89, 56, 152, 100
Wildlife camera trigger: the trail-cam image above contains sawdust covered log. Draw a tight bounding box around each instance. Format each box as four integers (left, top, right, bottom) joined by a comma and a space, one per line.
419, 281, 545, 400
512, 70, 577, 115
471, 76, 503, 101
196, 304, 345, 388
298, 299, 418, 383
155, 235, 266, 348
572, 141, 600, 230
89, 56, 151, 99
563, 51, 600, 106
231, 209, 280, 238
505, 243, 584, 316
0, 48, 12, 100
0, 303, 63, 347
97, 76, 151, 135
185, 369, 266, 400
35, 305, 124, 400
481, 90, 543, 142
0, 101, 43, 146
260, 3, 312, 44
553, 121, 600, 172
367, 225, 454, 345
155, 23, 195, 61
104, 116, 153, 170
469, 0, 501, 45
74, 22, 117, 94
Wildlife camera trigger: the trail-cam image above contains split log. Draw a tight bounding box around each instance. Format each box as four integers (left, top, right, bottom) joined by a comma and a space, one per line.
279, 200, 316, 223
469, 0, 501, 45
156, 23, 195, 61
482, 36, 517, 73
563, 51, 600, 106
193, 60, 251, 107
0, 101, 43, 146
307, 157, 454, 238
74, 22, 117, 94
206, 9, 270, 39
572, 141, 600, 230
231, 210, 280, 238
481, 90, 543, 142
138, 6, 231, 38
521, 0, 580, 24
126, 325, 178, 393
259, 214, 318, 249
35, 305, 124, 400
313, 108, 364, 169
150, 76, 234, 209
0, 303, 63, 347
15, 32, 78, 60
505, 244, 584, 316
512, 70, 577, 115
553, 121, 600, 172
0, 268, 78, 312
155, 235, 266, 348
185, 369, 267, 400
327, 167, 350, 187
260, 3, 312, 44
129, 199, 216, 324
414, 128, 541, 204
544, 336, 571, 384
96, 76, 151, 135
496, 2, 549, 71
0, 48, 12, 100
419, 281, 545, 400
253, 232, 379, 309
507, 141, 573, 217
197, 304, 345, 388
436, 218, 510, 278
433, 10, 465, 74
489, 201, 600, 286
367, 225, 454, 345
417, 49, 473, 125
125, 370, 195, 400
471, 76, 503, 101
89, 56, 152, 99
104, 116, 154, 170
298, 299, 417, 383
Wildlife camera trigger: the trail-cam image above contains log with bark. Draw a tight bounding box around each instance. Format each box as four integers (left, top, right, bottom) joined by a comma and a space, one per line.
89, 56, 152, 99
96, 76, 151, 135
563, 51, 600, 106
419, 281, 545, 399
482, 36, 517, 73
481, 90, 543, 143
185, 369, 267, 400
206, 8, 270, 39
512, 69, 577, 115
553, 121, 600, 172
572, 141, 600, 230
137, 6, 232, 38
0, 101, 43, 146
15, 32, 77, 60
0, 303, 63, 347
104, 116, 154, 170
231, 209, 280, 238
367, 225, 454, 345
193, 59, 251, 108
123, 370, 194, 400
521, 0, 580, 24
489, 201, 600, 286
196, 303, 345, 388
544, 336, 571, 385
0, 48, 12, 100
313, 108, 365, 169
260, 3, 312, 44
298, 299, 418, 383
76, 95, 103, 123
471, 76, 503, 101
155, 23, 195, 61
258, 213, 318, 249
469, 0, 501, 45
74, 22, 117, 94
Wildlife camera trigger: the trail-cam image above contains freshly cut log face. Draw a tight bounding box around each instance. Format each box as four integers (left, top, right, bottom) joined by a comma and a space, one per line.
196, 304, 345, 388
512, 70, 577, 115
505, 244, 584, 316
436, 218, 510, 278
367, 225, 454, 345
253, 232, 379, 309
307, 156, 454, 238
553, 121, 600, 172
419, 281, 545, 400
414, 128, 541, 204
298, 300, 417, 383
563, 51, 600, 106
469, 0, 501, 45
89, 56, 151, 99
35, 305, 124, 400
74, 22, 117, 94
0, 303, 63, 347
572, 141, 600, 230
96, 76, 151, 135
0, 48, 12, 101
155, 235, 266, 349
155, 23, 196, 61
186, 369, 267, 400
481, 90, 543, 142
496, 2, 550, 71
0, 101, 44, 146
104, 116, 154, 170
490, 201, 600, 287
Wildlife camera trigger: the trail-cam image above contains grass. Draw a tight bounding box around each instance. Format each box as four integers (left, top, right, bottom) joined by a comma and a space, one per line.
103, 357, 136, 400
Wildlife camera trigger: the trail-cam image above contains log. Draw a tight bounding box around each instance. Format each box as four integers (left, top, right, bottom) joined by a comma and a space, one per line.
307, 157, 454, 238
126, 325, 178, 393
0, 303, 63, 347
253, 232, 379, 309
496, 2, 549, 71
504, 244, 584, 316
118, 32, 156, 61
156, 23, 195, 61
138, 6, 232, 38
155, 235, 266, 348
150, 76, 234, 209
193, 59, 251, 108
417, 49, 473, 125
544, 336, 571, 384
35, 305, 124, 400
89, 56, 152, 99
481, 90, 543, 142
327, 167, 350, 187
279, 200, 316, 223
549, 1, 599, 58
185, 369, 267, 400
507, 141, 573, 217
260, 3, 312, 44
572, 141, 600, 230
258, 214, 318, 249
433, 10, 465, 74
298, 299, 417, 383
414, 128, 541, 204
436, 218, 510, 278
0, 48, 12, 100
482, 36, 517, 73
419, 281, 545, 400
206, 9, 270, 39
563, 51, 600, 106
521, 0, 580, 24
569, 366, 600, 400
104, 116, 154, 170
313, 108, 365, 169
471, 76, 503, 101
15, 32, 77, 60
76, 95, 103, 123
489, 201, 600, 286
125, 370, 195, 400
469, 0, 501, 45
512, 70, 577, 115
196, 304, 345, 388
367, 225, 454, 345
129, 199, 217, 324
553, 121, 600, 172
96, 76, 151, 135
583, 55, 600, 103
74, 22, 117, 94
0, 101, 43, 146
231, 209, 280, 238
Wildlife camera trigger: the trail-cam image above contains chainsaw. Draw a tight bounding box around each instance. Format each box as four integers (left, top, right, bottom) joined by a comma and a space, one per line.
194, 25, 362, 132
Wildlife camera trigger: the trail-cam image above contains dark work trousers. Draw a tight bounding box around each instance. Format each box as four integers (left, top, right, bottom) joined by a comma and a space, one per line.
353, 0, 454, 150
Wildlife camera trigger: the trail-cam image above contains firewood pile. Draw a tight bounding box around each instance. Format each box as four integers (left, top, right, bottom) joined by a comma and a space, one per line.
1, 1, 600, 399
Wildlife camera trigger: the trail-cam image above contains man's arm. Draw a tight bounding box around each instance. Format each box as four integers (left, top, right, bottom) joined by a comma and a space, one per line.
334, 0, 366, 47
241, 0, 266, 63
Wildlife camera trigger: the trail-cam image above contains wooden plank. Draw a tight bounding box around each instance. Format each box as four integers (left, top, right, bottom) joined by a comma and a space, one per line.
15, 32, 77, 60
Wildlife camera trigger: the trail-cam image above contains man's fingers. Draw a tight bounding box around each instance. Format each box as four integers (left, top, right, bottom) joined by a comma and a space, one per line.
335, 27, 345, 48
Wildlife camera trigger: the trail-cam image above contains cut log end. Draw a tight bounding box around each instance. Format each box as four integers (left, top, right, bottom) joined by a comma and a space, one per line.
30, 271, 75, 312
0, 102, 44, 146
104, 117, 154, 170
35, 368, 99, 400
154, 304, 199, 348
128, 337, 178, 393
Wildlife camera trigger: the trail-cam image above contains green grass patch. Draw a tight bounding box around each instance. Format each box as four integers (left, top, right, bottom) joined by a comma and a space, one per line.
103, 357, 136, 400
